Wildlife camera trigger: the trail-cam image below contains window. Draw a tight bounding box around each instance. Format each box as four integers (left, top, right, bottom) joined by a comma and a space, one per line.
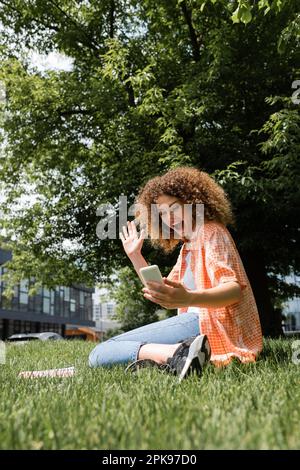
12, 285, 19, 310
64, 287, 70, 301
50, 290, 55, 316
107, 303, 115, 317
34, 293, 42, 314
0, 267, 7, 294
19, 280, 29, 305
43, 287, 50, 297
19, 292, 28, 305
43, 297, 50, 314
42, 287, 51, 315
60, 287, 64, 299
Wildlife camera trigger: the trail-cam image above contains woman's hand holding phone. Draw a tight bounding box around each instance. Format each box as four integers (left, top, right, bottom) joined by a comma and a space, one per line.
142, 277, 193, 309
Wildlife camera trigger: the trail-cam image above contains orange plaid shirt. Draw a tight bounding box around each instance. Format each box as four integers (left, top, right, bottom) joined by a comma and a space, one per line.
167, 220, 263, 366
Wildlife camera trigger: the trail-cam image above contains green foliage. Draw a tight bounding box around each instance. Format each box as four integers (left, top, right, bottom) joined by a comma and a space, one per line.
102, 327, 124, 340
101, 266, 160, 331
0, 0, 299, 315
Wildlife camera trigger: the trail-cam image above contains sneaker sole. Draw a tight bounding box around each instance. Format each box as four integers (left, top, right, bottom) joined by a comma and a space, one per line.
125, 359, 159, 373
178, 335, 211, 383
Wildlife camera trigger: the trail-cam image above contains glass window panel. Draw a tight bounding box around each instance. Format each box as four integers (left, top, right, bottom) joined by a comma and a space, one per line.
64, 287, 70, 301
34, 295, 42, 313
20, 279, 28, 292
43, 287, 50, 297
43, 297, 50, 314
20, 292, 28, 304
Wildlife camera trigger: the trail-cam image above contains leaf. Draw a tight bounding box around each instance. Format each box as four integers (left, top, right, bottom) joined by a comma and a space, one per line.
231, 6, 240, 24
241, 9, 252, 24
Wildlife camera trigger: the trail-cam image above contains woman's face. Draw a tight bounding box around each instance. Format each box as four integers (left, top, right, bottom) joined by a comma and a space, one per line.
155, 194, 193, 241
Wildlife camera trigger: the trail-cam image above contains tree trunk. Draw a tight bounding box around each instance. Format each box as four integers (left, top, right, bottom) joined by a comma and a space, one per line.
240, 250, 283, 337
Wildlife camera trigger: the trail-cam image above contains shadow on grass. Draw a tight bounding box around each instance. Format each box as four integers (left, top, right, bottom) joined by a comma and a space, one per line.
258, 337, 293, 364
200, 337, 294, 380
87, 337, 295, 384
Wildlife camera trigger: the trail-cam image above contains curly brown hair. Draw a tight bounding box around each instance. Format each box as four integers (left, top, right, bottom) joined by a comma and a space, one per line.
135, 166, 235, 253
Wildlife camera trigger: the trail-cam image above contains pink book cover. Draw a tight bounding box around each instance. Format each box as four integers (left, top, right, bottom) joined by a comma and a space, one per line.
18, 366, 76, 378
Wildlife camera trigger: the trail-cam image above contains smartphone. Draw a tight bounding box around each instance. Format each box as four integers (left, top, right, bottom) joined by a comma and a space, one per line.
139, 265, 164, 285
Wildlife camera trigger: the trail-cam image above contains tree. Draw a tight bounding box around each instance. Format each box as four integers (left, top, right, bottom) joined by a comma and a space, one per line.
0, 0, 299, 335
104, 266, 159, 331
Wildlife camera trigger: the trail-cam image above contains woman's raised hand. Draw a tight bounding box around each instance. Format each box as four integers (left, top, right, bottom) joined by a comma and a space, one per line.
119, 221, 145, 258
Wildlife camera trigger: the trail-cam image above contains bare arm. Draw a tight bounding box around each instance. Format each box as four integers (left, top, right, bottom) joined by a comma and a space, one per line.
189, 281, 242, 308
119, 220, 149, 287
128, 252, 149, 287
143, 279, 242, 309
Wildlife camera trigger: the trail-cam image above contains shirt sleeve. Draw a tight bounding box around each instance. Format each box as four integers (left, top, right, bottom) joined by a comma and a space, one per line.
205, 226, 248, 291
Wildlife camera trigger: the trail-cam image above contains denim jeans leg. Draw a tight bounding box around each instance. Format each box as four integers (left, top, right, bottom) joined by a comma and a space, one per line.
88, 311, 200, 368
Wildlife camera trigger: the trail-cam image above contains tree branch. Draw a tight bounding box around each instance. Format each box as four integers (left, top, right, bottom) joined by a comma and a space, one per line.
0, 0, 60, 33
123, 73, 136, 107
109, 0, 116, 39
58, 108, 96, 117
47, 0, 101, 54
0, 0, 102, 59
180, 1, 200, 62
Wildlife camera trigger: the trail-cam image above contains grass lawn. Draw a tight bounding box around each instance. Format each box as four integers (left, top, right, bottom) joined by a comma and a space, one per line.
0, 337, 299, 450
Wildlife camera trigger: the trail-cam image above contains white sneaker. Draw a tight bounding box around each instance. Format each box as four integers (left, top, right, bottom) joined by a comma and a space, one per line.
166, 334, 211, 382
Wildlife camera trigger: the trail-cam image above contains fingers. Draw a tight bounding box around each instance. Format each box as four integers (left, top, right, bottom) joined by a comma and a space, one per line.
143, 293, 160, 305
127, 220, 133, 237
143, 292, 171, 309
145, 281, 166, 293
143, 291, 166, 304
139, 228, 145, 240
143, 290, 165, 302
120, 221, 145, 242
163, 277, 181, 288
121, 221, 137, 239
122, 224, 128, 239
131, 220, 138, 237
143, 283, 169, 302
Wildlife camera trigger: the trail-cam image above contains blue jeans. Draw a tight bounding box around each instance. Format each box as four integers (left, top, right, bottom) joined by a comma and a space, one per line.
88, 311, 200, 368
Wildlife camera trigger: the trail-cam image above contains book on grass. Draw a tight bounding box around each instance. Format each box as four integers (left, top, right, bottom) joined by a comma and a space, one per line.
18, 366, 76, 378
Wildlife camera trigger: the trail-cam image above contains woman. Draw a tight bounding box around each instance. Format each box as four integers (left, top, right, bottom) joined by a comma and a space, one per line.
89, 167, 263, 380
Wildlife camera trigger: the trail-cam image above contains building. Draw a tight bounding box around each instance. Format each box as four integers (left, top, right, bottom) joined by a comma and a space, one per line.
93, 301, 121, 336
283, 297, 300, 331
282, 274, 300, 332
0, 248, 95, 339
